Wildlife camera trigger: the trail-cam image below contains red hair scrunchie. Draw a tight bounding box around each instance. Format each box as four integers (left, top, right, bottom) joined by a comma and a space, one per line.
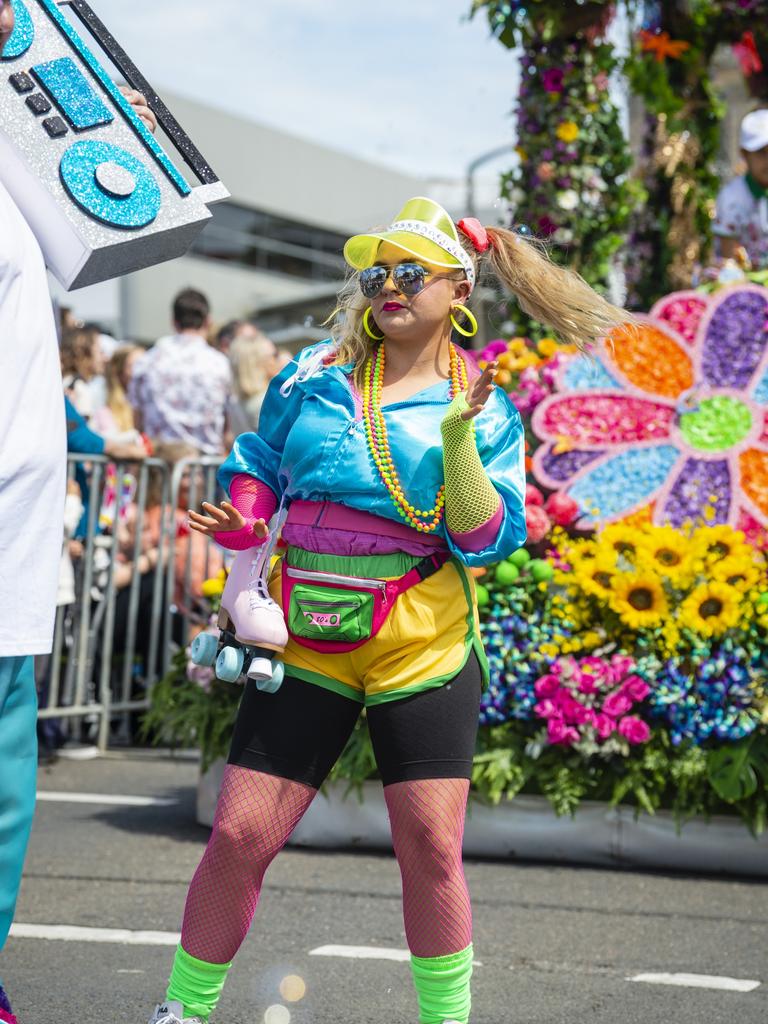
457, 217, 494, 253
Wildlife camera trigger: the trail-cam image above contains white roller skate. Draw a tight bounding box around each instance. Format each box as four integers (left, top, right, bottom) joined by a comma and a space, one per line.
190, 543, 287, 693
146, 1001, 205, 1024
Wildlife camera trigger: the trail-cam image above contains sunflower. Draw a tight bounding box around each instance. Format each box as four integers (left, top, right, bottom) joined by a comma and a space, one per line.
598, 523, 647, 563
610, 572, 668, 630
636, 525, 694, 585
692, 524, 753, 565
711, 554, 762, 594
574, 555, 618, 600
563, 538, 602, 572
679, 581, 743, 637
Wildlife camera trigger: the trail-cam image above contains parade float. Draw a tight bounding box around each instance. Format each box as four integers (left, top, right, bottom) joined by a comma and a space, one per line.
146, 282, 768, 874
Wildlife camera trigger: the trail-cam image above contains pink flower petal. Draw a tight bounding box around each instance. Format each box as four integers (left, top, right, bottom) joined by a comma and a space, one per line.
534, 394, 676, 447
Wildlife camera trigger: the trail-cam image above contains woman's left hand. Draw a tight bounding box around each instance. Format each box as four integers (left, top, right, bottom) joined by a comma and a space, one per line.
119, 86, 157, 134
461, 360, 498, 421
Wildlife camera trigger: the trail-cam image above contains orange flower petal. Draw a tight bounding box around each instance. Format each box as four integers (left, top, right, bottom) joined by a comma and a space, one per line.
740, 448, 768, 518
606, 323, 694, 399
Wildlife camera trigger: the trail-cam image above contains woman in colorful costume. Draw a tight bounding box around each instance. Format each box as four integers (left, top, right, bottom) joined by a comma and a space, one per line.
146, 198, 627, 1024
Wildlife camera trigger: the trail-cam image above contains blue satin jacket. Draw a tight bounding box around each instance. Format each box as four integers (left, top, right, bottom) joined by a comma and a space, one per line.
219, 342, 527, 567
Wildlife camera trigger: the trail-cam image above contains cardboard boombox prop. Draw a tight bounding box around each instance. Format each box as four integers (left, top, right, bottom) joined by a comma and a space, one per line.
0, 0, 228, 289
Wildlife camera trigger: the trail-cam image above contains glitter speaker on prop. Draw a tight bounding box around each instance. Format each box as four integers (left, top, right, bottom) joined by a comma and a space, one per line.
0, 0, 229, 289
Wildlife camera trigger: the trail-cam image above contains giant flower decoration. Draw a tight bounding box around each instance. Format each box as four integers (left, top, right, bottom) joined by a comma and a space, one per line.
531, 285, 768, 536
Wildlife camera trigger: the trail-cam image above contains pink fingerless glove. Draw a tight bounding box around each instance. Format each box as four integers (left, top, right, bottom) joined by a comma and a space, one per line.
213, 474, 278, 551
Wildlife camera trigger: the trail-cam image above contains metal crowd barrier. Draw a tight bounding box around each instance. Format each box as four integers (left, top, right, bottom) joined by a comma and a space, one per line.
38, 452, 224, 751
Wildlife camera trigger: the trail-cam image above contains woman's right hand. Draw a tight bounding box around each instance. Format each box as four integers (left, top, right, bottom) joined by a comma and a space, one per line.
188, 501, 269, 541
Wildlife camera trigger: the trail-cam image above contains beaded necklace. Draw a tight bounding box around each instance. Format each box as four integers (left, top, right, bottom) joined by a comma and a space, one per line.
362, 342, 468, 533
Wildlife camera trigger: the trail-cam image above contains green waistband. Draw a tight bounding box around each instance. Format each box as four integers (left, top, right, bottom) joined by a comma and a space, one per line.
286, 546, 424, 578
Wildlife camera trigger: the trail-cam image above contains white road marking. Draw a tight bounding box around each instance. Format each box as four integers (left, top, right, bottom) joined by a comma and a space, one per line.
10, 924, 180, 946
37, 791, 177, 807
629, 973, 761, 993
310, 944, 411, 962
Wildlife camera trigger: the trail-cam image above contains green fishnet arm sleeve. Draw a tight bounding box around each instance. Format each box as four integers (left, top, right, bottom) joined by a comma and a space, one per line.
441, 393, 502, 536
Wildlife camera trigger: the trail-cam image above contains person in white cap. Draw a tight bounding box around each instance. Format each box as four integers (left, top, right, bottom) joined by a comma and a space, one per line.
713, 108, 768, 268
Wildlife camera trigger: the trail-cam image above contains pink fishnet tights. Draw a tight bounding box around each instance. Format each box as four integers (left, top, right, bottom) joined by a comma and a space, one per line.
385, 778, 473, 958
180, 765, 316, 964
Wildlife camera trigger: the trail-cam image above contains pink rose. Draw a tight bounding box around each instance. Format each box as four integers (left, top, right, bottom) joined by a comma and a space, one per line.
534, 698, 560, 720
602, 691, 633, 718
621, 676, 651, 702
534, 674, 561, 698
608, 655, 635, 683
547, 719, 579, 746
593, 713, 616, 740
544, 492, 580, 527
566, 702, 594, 726
577, 673, 600, 695
526, 505, 553, 543
526, 484, 545, 507
618, 716, 651, 745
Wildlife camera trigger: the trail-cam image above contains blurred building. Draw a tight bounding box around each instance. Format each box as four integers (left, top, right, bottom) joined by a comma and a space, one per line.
51, 92, 424, 347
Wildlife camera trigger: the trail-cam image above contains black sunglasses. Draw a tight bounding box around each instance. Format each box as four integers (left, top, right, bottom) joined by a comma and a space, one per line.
358, 262, 433, 299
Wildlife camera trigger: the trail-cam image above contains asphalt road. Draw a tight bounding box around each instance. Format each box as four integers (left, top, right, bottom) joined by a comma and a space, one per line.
3, 752, 767, 1023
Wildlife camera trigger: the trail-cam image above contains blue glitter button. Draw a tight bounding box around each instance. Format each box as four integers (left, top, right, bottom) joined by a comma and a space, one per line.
1, 0, 35, 61
32, 57, 114, 130
59, 140, 162, 229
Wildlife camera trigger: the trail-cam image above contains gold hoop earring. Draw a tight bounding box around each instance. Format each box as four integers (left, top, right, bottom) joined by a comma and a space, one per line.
363, 306, 385, 341
449, 303, 478, 338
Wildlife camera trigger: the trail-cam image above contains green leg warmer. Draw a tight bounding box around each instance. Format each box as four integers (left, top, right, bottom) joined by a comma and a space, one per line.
166, 944, 232, 1020
410, 943, 473, 1024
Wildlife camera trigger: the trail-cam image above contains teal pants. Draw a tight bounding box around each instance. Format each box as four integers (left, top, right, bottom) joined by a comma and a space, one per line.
0, 656, 37, 958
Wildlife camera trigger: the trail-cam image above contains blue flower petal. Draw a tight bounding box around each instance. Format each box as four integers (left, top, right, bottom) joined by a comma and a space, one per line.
561, 355, 621, 391
568, 445, 680, 522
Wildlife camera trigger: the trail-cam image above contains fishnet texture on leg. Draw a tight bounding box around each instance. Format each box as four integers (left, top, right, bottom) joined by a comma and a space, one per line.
385, 778, 472, 958
181, 765, 316, 963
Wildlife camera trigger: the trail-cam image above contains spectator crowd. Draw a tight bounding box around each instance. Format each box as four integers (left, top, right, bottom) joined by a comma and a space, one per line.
41, 288, 288, 759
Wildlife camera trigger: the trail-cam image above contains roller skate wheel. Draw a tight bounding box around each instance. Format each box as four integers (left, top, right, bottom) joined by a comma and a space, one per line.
256, 660, 284, 694
216, 645, 244, 683
247, 656, 274, 683
190, 632, 218, 667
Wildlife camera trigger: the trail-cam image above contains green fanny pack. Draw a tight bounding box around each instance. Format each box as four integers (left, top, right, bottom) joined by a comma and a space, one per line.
282, 550, 451, 653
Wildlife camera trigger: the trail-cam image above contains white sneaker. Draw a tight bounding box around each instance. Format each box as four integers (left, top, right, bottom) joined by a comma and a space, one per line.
147, 1001, 206, 1024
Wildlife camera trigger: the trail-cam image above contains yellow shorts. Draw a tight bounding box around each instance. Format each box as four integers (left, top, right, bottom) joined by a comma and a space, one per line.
268, 550, 488, 707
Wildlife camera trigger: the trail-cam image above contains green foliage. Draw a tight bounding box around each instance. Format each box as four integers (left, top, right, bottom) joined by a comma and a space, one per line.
141, 648, 241, 773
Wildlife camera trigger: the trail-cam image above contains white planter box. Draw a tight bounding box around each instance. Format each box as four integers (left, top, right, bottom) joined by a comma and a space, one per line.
197, 760, 768, 877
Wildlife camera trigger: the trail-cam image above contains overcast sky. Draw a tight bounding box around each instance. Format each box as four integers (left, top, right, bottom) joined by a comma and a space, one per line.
92, 0, 521, 183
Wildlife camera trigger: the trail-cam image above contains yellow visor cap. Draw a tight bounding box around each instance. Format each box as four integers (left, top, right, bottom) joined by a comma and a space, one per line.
343, 196, 467, 271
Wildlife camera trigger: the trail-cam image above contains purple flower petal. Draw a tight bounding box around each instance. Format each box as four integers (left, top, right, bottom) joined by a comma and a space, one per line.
538, 446, 604, 482
660, 458, 731, 527
700, 290, 768, 389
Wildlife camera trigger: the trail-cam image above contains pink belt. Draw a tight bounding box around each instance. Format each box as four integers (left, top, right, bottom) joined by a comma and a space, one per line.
285, 500, 446, 548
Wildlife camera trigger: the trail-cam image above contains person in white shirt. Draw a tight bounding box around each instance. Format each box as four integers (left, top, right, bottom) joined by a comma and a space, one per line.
0, 5, 157, 1017
129, 289, 232, 456
713, 108, 768, 270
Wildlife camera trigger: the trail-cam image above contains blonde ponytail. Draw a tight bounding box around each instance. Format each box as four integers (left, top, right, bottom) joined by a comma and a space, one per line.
481, 226, 631, 351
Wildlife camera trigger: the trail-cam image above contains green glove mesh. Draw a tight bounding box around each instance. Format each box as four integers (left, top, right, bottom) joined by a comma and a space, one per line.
441, 393, 501, 535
